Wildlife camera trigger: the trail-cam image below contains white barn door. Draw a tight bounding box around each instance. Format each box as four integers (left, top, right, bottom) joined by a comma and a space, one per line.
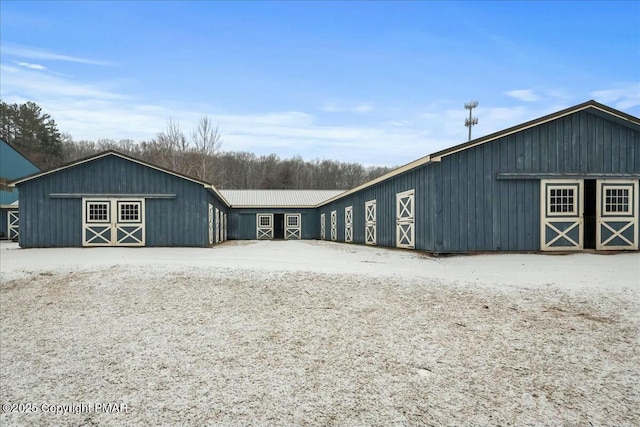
83, 200, 112, 246
344, 206, 353, 243
540, 180, 583, 251
257, 214, 273, 239
285, 214, 301, 239
115, 200, 145, 246
215, 208, 220, 243
396, 189, 415, 248
330, 210, 337, 241
365, 200, 376, 245
223, 213, 227, 241
7, 211, 19, 240
208, 204, 214, 245
596, 180, 638, 250
83, 198, 145, 247
320, 213, 326, 240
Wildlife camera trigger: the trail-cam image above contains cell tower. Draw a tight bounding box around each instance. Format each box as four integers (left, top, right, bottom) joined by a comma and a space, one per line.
464, 101, 479, 141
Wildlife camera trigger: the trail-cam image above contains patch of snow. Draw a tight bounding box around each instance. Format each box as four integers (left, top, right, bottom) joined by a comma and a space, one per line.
1, 240, 638, 425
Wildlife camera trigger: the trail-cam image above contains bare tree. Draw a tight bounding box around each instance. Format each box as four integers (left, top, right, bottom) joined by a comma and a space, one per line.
154, 118, 189, 172
191, 116, 222, 182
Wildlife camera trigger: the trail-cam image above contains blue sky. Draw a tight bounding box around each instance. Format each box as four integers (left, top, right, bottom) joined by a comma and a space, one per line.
1, 1, 638, 166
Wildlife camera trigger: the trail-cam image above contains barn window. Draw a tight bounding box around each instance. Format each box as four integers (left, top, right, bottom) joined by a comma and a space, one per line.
118, 201, 142, 222
287, 215, 299, 227
604, 187, 631, 214
87, 202, 109, 223
549, 188, 576, 214
259, 215, 272, 227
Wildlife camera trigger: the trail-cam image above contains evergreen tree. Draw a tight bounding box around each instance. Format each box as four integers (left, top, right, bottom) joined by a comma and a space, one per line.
0, 100, 64, 169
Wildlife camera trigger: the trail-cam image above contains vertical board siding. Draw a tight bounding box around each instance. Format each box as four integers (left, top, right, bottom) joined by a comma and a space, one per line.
319, 109, 638, 253
432, 110, 638, 252
318, 163, 435, 251
17, 155, 221, 247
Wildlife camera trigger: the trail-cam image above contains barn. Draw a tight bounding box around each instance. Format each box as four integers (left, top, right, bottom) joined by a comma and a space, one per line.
317, 100, 639, 252
222, 190, 343, 240
0, 138, 40, 240
10, 151, 229, 247
9, 100, 640, 252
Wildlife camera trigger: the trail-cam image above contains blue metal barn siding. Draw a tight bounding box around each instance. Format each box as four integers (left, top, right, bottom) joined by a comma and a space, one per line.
318, 164, 436, 250
16, 155, 219, 247
229, 208, 319, 239
319, 109, 639, 252
432, 110, 639, 252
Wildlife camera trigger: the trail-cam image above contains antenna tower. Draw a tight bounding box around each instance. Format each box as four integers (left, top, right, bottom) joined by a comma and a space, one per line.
464, 101, 479, 141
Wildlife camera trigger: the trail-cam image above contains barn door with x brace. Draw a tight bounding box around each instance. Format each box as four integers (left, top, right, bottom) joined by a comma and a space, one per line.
208, 204, 214, 245
597, 180, 638, 250
320, 213, 326, 240
257, 213, 273, 239
396, 189, 415, 248
540, 180, 583, 251
7, 211, 19, 240
344, 206, 353, 243
330, 210, 337, 241
223, 213, 227, 241
365, 200, 376, 245
83, 198, 145, 247
285, 214, 301, 239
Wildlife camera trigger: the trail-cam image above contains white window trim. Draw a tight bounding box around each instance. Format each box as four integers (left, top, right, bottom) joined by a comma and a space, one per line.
117, 200, 143, 223
544, 183, 581, 217
86, 200, 111, 223
602, 185, 633, 215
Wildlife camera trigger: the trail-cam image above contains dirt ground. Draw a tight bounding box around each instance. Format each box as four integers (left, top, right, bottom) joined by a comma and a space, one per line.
0, 241, 638, 426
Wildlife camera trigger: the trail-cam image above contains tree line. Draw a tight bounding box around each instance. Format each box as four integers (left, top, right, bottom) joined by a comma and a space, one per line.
1, 100, 394, 190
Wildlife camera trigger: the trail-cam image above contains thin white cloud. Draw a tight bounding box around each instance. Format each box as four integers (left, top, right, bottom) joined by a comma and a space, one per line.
1, 64, 128, 101
504, 89, 540, 102
15, 61, 47, 70
2, 43, 113, 66
321, 103, 373, 113
590, 82, 640, 110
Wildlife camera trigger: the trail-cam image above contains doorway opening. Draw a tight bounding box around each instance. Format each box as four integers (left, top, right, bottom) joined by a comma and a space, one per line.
274, 213, 285, 239
583, 179, 597, 249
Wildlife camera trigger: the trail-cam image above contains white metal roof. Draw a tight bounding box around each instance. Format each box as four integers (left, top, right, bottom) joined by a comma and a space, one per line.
220, 189, 345, 207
